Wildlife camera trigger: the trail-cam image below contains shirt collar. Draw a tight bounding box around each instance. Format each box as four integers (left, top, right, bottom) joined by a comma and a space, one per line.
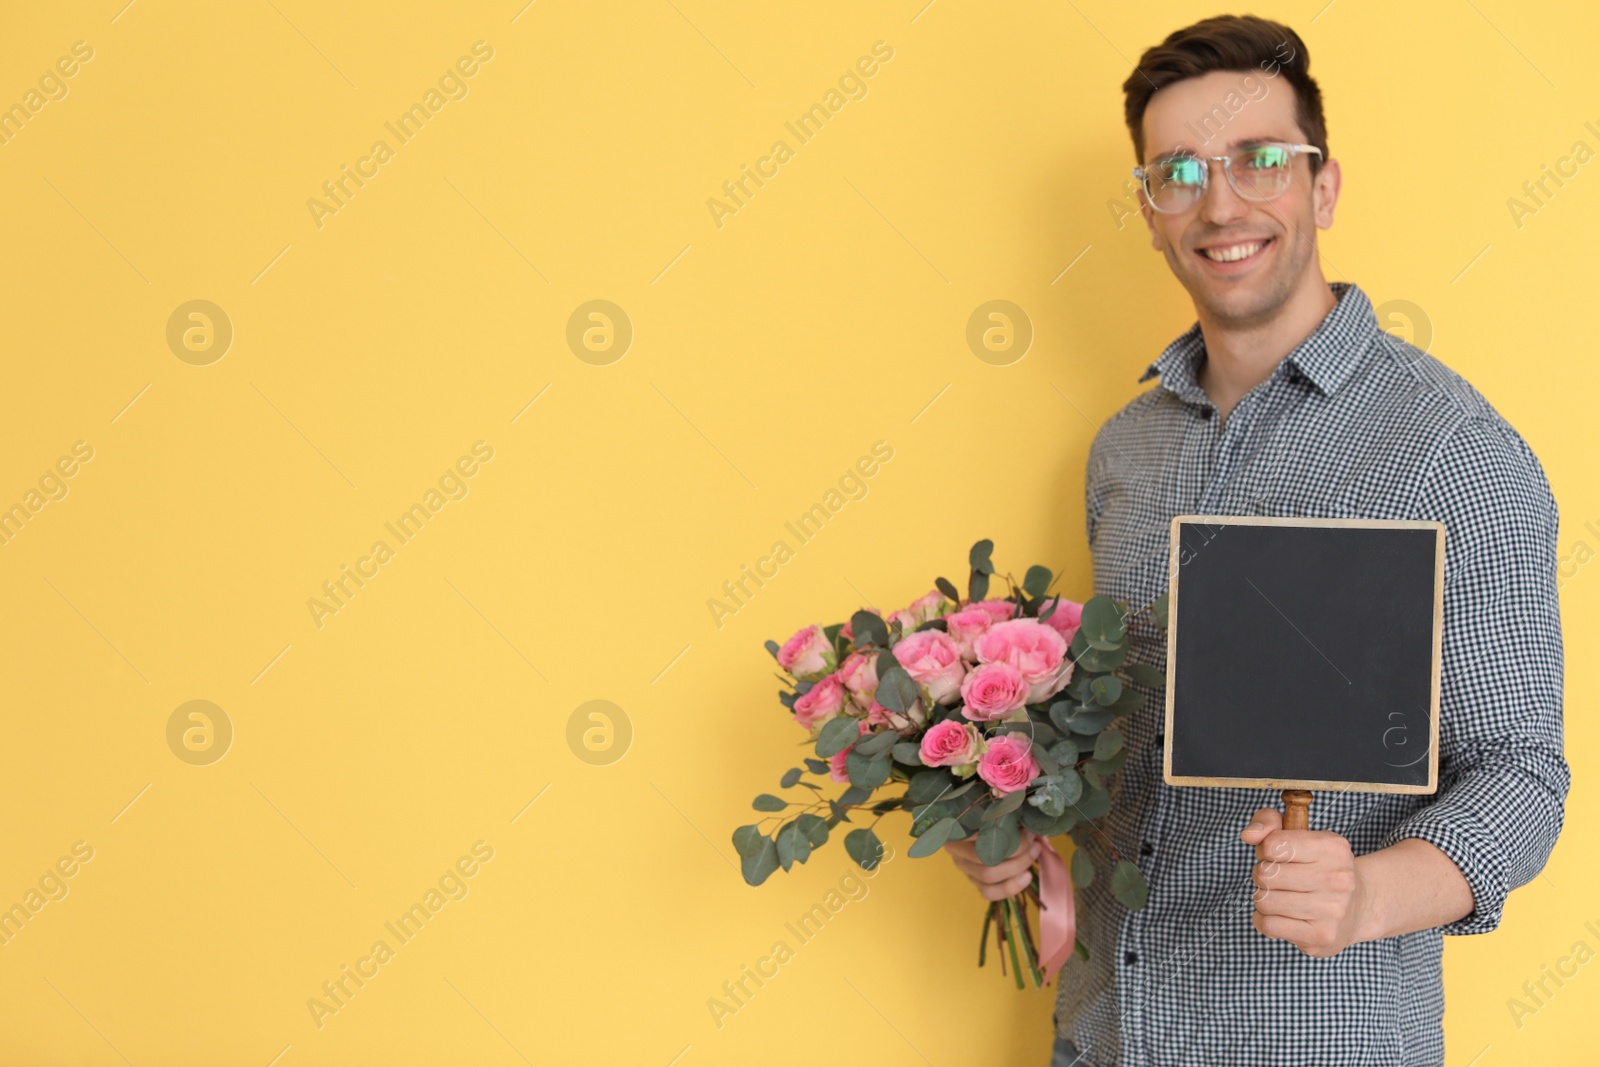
1138, 281, 1377, 404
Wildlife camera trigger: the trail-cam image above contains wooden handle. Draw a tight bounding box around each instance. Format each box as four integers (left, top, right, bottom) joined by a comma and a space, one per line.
1281, 789, 1312, 831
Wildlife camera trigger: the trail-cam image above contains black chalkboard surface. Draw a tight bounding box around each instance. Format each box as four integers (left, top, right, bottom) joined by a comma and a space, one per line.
1163, 516, 1444, 795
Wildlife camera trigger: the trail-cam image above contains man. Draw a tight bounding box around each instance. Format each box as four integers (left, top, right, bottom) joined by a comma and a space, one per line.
945, 14, 1567, 1066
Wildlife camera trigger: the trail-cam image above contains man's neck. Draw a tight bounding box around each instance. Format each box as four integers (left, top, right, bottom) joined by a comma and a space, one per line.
1195, 271, 1338, 423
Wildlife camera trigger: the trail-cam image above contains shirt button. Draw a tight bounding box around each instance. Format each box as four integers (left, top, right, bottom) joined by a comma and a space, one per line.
1125, 951, 1139, 965
1140, 842, 1154, 855
1155, 732, 1165, 746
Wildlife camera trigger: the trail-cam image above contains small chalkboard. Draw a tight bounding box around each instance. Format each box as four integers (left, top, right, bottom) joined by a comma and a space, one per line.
1163, 515, 1444, 804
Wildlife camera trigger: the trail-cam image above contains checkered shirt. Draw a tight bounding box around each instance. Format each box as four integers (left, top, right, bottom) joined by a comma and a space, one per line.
1052, 281, 1569, 1067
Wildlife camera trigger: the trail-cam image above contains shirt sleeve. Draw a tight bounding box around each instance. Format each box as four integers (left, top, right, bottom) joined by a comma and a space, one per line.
1085, 430, 1107, 551
1380, 416, 1569, 935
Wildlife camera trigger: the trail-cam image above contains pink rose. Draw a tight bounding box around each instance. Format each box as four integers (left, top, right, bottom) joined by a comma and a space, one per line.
777, 624, 835, 680
945, 607, 995, 660
829, 719, 872, 783
837, 651, 879, 711
904, 589, 948, 624
959, 662, 1031, 721
793, 673, 846, 731
978, 733, 1040, 795
892, 629, 966, 705
975, 618, 1073, 703
971, 599, 1018, 624
889, 609, 920, 633
918, 719, 984, 769
1040, 597, 1084, 646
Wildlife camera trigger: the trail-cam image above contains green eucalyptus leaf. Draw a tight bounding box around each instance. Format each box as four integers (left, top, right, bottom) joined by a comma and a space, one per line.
741, 837, 780, 886
982, 789, 1027, 822
846, 749, 891, 790
1070, 847, 1095, 888
1077, 644, 1128, 672
975, 812, 1022, 866
1067, 708, 1115, 735
1075, 784, 1111, 820
1021, 803, 1078, 836
844, 827, 885, 870
752, 794, 786, 812
969, 539, 995, 575
776, 820, 812, 871
1048, 702, 1076, 734
1031, 739, 1060, 777
892, 741, 924, 765
957, 800, 988, 830
907, 768, 956, 804
1079, 596, 1126, 651
1023, 565, 1052, 599
797, 813, 829, 847
732, 824, 765, 857
1108, 687, 1144, 717
874, 647, 898, 680
1093, 730, 1125, 761
968, 570, 990, 603
1090, 676, 1123, 707
837, 784, 871, 807
909, 817, 959, 858
1048, 739, 1079, 766
1126, 663, 1166, 689
1092, 748, 1130, 775
780, 767, 803, 788
851, 610, 889, 650
815, 717, 861, 758
935, 576, 962, 603
854, 729, 900, 758
909, 800, 953, 836
1111, 860, 1149, 910
876, 666, 919, 714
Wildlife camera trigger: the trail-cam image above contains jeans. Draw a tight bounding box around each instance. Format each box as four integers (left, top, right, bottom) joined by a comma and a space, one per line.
1049, 1033, 1097, 1067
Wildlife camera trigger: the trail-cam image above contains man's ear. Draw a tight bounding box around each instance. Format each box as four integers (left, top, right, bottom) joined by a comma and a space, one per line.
1140, 196, 1164, 251
1313, 158, 1341, 230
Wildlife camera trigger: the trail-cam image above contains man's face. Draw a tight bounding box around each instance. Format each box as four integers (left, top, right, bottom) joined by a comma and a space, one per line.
1138, 70, 1341, 327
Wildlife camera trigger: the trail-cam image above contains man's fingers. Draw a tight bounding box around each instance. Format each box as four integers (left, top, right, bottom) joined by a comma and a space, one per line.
978, 870, 1033, 901
949, 848, 1036, 882
1238, 807, 1283, 843
1250, 908, 1316, 942
1252, 860, 1330, 893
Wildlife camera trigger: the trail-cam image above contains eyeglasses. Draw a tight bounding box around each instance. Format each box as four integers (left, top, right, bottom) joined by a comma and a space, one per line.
1132, 142, 1323, 214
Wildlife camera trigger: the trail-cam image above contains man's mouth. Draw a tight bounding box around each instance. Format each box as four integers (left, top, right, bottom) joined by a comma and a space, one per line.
1196, 238, 1272, 264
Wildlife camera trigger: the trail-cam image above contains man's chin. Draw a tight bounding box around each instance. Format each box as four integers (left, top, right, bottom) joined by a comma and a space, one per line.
1186, 275, 1287, 328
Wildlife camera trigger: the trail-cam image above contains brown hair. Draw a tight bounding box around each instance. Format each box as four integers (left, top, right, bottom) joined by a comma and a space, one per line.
1122, 15, 1327, 172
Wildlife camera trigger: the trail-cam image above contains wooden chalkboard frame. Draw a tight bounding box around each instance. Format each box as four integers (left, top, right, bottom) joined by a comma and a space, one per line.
1162, 514, 1446, 794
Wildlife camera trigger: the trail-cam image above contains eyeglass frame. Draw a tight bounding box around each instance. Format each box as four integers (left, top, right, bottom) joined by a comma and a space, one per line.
1131, 142, 1324, 213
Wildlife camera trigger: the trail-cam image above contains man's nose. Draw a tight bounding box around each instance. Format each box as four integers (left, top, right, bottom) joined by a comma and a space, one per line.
1197, 158, 1250, 226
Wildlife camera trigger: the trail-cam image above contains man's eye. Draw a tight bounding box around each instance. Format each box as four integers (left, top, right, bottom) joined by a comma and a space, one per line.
1246, 147, 1290, 169
1162, 159, 1204, 184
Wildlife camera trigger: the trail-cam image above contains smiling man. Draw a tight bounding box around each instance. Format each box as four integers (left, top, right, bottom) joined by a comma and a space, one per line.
943, 14, 1568, 1067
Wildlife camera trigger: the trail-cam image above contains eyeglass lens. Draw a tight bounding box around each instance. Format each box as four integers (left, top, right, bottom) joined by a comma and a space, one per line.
1145, 145, 1296, 210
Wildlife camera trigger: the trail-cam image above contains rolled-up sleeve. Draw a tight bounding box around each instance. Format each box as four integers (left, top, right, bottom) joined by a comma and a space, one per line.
1381, 416, 1569, 935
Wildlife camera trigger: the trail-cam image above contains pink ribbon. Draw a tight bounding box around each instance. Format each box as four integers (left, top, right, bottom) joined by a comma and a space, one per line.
1036, 837, 1076, 985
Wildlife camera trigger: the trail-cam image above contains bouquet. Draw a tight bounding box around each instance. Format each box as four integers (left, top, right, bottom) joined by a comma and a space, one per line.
733, 540, 1167, 989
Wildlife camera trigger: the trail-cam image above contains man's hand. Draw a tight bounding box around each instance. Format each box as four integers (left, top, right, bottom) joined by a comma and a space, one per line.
944, 828, 1042, 901
1239, 808, 1372, 957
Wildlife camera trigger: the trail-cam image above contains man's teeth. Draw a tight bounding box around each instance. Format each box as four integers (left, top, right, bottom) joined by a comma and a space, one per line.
1200, 241, 1266, 262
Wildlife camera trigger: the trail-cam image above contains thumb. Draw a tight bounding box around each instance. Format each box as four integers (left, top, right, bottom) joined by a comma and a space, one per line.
1239, 807, 1282, 842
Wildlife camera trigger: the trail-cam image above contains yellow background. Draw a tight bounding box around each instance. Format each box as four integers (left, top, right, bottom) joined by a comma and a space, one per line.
0, 1, 1594, 1064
